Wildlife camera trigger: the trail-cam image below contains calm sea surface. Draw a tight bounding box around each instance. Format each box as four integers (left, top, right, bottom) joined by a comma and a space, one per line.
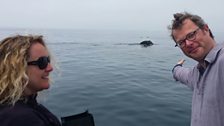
1, 28, 222, 126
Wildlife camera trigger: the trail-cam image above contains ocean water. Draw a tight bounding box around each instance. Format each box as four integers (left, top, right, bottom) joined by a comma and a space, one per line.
2, 28, 222, 126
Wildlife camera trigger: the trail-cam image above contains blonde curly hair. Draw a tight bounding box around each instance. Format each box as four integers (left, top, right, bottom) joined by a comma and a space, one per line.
0, 35, 49, 105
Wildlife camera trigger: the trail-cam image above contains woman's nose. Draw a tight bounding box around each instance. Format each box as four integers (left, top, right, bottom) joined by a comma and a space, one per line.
46, 63, 53, 72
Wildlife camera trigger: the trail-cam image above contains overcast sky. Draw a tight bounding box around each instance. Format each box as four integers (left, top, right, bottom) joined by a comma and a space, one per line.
0, 0, 223, 31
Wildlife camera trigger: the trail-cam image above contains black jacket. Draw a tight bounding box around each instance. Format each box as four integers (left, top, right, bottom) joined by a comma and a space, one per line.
0, 95, 61, 126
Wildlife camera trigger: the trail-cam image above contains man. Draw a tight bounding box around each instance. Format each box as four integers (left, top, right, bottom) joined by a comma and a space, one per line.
168, 12, 224, 126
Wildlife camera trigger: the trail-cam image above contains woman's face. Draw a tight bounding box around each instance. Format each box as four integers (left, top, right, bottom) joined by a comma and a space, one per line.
25, 42, 53, 95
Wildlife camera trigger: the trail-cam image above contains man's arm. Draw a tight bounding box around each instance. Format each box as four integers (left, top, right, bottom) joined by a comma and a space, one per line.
172, 59, 194, 90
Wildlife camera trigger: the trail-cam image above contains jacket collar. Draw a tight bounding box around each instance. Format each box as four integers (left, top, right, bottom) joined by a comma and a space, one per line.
197, 42, 224, 75
204, 42, 224, 64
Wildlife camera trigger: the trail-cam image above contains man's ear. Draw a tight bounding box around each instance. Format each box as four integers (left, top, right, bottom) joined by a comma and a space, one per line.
203, 24, 209, 32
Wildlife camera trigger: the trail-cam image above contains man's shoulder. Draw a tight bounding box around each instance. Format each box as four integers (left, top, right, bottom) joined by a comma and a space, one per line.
216, 45, 224, 61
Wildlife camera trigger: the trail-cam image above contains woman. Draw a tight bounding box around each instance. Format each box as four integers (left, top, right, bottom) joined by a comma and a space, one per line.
0, 35, 61, 126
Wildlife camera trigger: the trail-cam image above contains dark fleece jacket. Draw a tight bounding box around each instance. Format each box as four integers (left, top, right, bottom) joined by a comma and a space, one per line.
0, 94, 61, 126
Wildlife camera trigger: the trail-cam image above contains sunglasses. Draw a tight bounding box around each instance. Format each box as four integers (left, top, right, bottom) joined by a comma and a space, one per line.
27, 56, 50, 70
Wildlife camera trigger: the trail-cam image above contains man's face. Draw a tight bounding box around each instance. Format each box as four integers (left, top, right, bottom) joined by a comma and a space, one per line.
172, 19, 215, 62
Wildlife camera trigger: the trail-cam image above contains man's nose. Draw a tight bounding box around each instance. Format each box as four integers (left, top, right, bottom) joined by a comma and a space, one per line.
185, 39, 194, 47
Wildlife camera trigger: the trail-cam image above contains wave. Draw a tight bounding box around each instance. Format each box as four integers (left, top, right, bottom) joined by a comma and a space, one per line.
48, 41, 157, 47
114, 43, 140, 45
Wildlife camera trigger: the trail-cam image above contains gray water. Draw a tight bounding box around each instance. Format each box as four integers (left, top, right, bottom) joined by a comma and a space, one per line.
2, 28, 222, 126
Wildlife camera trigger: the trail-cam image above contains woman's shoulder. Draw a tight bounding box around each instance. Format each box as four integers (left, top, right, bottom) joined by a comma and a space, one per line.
0, 102, 45, 126
1, 101, 33, 114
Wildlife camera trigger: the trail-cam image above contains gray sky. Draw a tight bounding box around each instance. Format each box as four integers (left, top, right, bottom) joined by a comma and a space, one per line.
0, 0, 223, 31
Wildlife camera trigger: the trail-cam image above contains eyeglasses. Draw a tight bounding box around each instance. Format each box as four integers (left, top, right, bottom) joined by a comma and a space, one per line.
175, 28, 200, 48
28, 56, 50, 70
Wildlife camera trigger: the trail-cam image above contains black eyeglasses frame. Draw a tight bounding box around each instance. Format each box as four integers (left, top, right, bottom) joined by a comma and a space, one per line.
175, 28, 200, 48
27, 56, 50, 70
